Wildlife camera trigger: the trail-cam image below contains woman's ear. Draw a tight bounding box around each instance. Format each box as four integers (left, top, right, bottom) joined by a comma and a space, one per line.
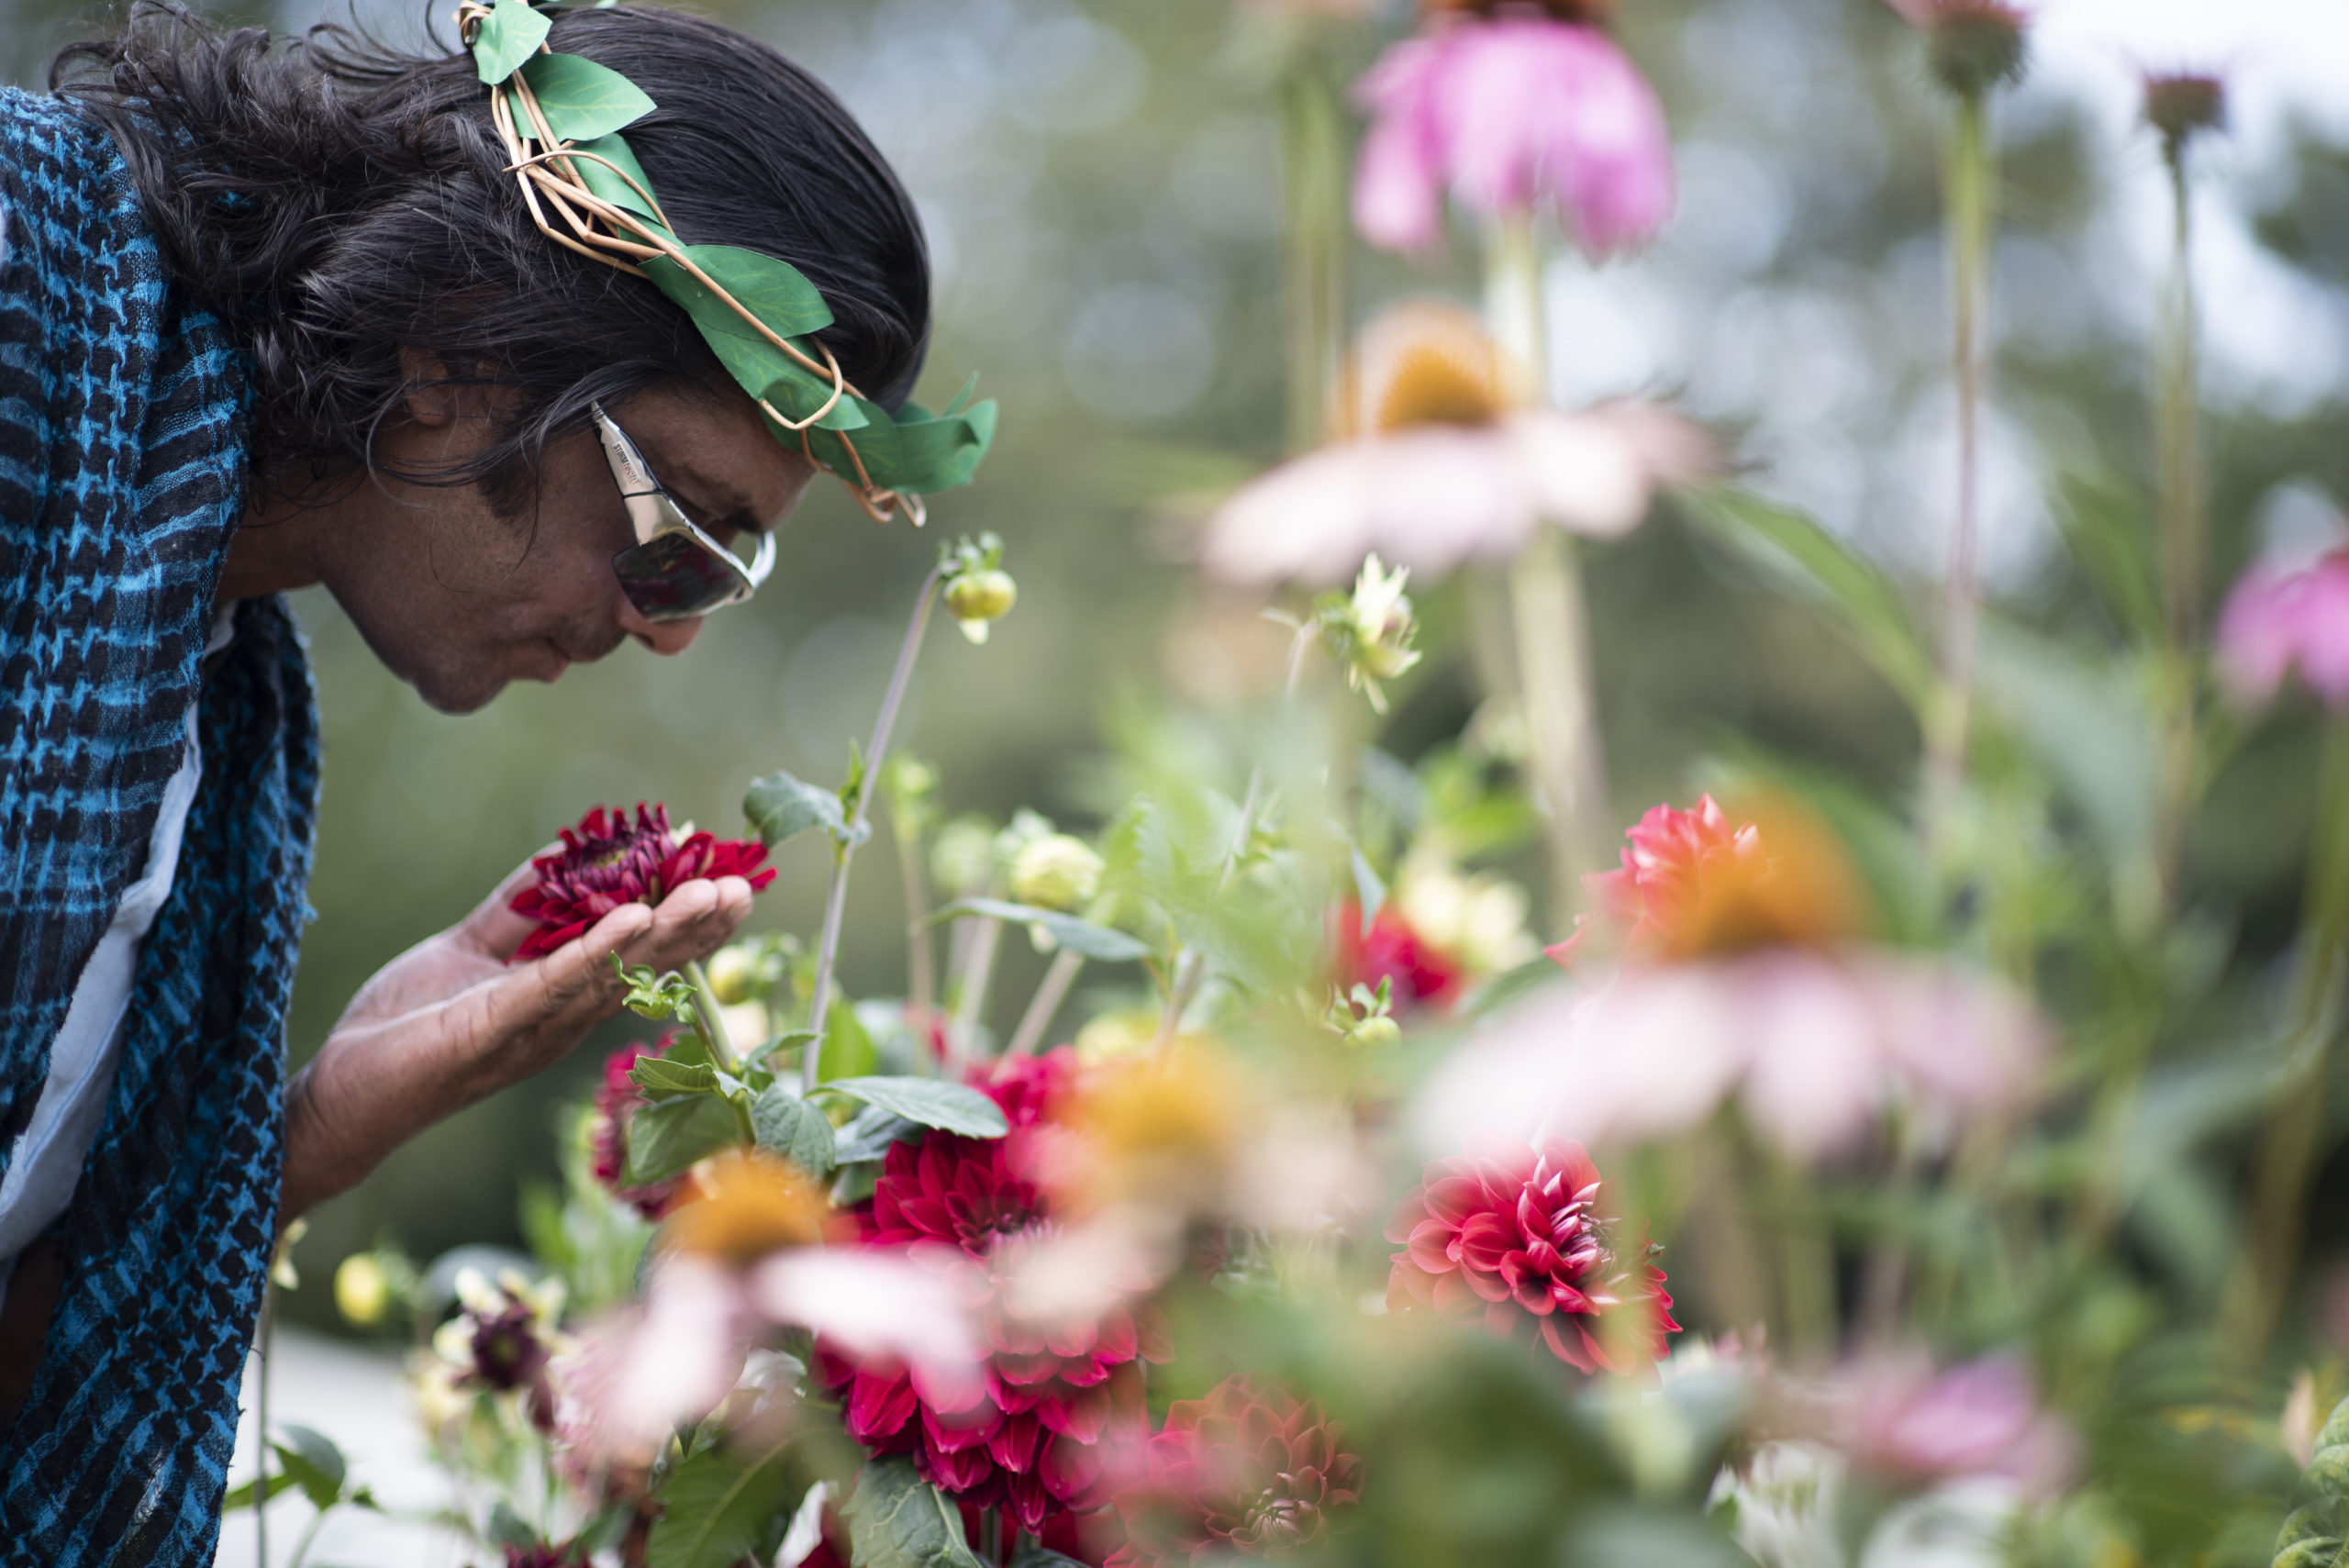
396, 345, 472, 428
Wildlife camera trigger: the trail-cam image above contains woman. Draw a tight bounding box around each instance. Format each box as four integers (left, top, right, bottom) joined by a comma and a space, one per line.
0, 4, 959, 1558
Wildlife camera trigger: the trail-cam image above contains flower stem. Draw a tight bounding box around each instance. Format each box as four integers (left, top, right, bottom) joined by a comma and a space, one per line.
1486, 212, 1609, 917
1279, 62, 1346, 455
949, 916, 1003, 1068
253, 1289, 273, 1568
2225, 720, 2349, 1365
895, 809, 937, 1022
683, 960, 735, 1072
2153, 144, 2204, 915
1922, 89, 1991, 873
806, 565, 944, 1093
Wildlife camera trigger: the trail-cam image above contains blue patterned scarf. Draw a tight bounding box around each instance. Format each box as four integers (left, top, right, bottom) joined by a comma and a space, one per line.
0, 89, 320, 1563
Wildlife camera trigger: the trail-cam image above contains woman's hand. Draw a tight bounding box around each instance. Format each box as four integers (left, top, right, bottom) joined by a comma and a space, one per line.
280, 852, 754, 1222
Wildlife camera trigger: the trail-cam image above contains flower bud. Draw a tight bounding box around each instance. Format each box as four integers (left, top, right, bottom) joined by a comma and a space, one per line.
335, 1253, 391, 1328
706, 943, 756, 1005
932, 816, 999, 896
2143, 72, 2226, 161
1345, 1014, 1402, 1050
1010, 833, 1105, 912
945, 569, 1017, 644
1316, 554, 1422, 714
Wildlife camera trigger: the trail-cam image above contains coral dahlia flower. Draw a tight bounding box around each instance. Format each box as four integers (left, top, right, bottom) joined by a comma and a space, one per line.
1353, 13, 1673, 257
1202, 302, 1704, 586
816, 1059, 1169, 1534
1385, 1140, 1676, 1373
509, 803, 776, 962
1335, 903, 1464, 1011
588, 1039, 690, 1220
1101, 1376, 1364, 1566
2216, 547, 2349, 711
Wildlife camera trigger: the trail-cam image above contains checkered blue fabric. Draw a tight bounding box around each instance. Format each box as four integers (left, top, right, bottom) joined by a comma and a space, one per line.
0, 90, 319, 1563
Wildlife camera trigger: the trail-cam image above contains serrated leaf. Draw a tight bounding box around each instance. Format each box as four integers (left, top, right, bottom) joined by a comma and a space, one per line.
842, 1456, 985, 1568
2277, 1391, 2349, 1567
746, 768, 854, 850
923, 898, 1149, 962
625, 1093, 741, 1185
832, 1104, 922, 1163
519, 51, 655, 142
632, 1057, 719, 1096
470, 0, 550, 83
567, 131, 665, 228
272, 1424, 347, 1510
647, 1439, 807, 1568
751, 1086, 839, 1177
818, 1002, 878, 1084
814, 1077, 1007, 1139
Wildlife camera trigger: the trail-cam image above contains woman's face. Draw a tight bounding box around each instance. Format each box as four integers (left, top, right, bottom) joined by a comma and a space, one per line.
315, 378, 816, 714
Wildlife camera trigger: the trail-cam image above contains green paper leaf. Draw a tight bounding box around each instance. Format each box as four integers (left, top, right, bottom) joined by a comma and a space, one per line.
818, 1003, 878, 1084
759, 357, 869, 432
271, 1424, 348, 1511
668, 245, 833, 339
647, 1439, 808, 1568
923, 898, 1149, 962
813, 1077, 1008, 1139
520, 51, 655, 143
805, 396, 996, 497
631, 1057, 719, 1096
470, 0, 550, 84
751, 1085, 840, 1177
625, 1093, 740, 1185
841, 1456, 985, 1568
568, 131, 667, 229
746, 768, 853, 849
642, 248, 842, 422
939, 373, 980, 418
832, 1105, 921, 1163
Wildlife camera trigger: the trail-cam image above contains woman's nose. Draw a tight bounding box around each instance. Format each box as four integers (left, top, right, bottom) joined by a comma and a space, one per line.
617, 596, 706, 655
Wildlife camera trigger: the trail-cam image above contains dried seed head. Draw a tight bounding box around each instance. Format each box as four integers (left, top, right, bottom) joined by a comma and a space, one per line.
1924, 0, 2030, 99
2143, 72, 2228, 161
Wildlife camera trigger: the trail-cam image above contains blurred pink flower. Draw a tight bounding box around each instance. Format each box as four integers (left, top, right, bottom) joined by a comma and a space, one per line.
1830, 1355, 2076, 1496
1203, 301, 1703, 586
1353, 17, 1673, 256
1416, 951, 2043, 1163
2215, 548, 2349, 710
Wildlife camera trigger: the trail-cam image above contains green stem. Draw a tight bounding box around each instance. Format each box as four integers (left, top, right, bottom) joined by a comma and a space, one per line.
284, 1502, 330, 1568
2227, 721, 2349, 1365
806, 565, 943, 1093
1278, 64, 1346, 454
682, 960, 735, 1072
253, 1290, 273, 1568
1923, 90, 1991, 873
2153, 145, 2204, 914
895, 809, 937, 1022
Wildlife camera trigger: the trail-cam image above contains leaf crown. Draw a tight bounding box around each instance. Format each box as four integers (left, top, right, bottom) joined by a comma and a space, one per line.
456, 0, 994, 524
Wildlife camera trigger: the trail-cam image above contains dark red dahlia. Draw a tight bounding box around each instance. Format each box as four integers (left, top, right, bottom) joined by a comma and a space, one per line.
1100, 1376, 1362, 1566
508, 803, 776, 963
816, 1057, 1167, 1535
589, 1039, 687, 1220
1333, 903, 1461, 1010
1385, 1140, 1677, 1373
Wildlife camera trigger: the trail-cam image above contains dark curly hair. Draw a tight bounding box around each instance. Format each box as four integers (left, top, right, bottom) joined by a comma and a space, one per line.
51, 1, 930, 512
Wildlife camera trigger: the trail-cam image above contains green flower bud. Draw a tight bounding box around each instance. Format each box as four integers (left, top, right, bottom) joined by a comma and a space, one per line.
1345, 1014, 1402, 1050
336, 1253, 391, 1329
707, 943, 756, 1005
1009, 833, 1105, 913
933, 815, 999, 896
945, 569, 1018, 644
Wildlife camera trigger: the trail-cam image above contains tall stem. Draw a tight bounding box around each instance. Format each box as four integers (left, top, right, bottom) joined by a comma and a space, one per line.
1486, 212, 1608, 915
806, 566, 943, 1092
1923, 91, 1991, 869
254, 1292, 273, 1568
896, 814, 937, 1020
1278, 64, 1346, 455
2227, 721, 2349, 1364
2153, 147, 2204, 912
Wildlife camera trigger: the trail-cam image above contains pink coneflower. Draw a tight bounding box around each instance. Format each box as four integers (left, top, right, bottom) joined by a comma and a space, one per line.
2215, 548, 2349, 710
1353, 14, 1673, 256
1100, 1376, 1364, 1566
509, 803, 776, 962
1827, 1354, 2076, 1496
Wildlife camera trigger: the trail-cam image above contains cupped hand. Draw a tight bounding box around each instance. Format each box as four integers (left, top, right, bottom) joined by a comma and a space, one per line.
280, 851, 756, 1221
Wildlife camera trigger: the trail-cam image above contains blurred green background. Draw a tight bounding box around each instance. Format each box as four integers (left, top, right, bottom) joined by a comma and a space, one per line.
9, 0, 2346, 1329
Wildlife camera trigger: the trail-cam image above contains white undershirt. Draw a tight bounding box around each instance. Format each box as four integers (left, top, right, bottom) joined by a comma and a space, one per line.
0, 607, 235, 1306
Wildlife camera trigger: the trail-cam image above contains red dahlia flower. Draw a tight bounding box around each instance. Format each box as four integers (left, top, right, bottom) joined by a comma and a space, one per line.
1334, 902, 1462, 1009
509, 803, 776, 963
1102, 1376, 1362, 1566
816, 1059, 1168, 1535
1385, 1140, 1676, 1373
589, 1039, 689, 1221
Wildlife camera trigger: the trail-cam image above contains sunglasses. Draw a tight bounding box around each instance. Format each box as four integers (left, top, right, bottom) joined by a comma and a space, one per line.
592, 401, 776, 623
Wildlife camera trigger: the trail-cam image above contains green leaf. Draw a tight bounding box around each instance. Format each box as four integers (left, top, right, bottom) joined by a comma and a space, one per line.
746, 768, 855, 850
470, 0, 550, 83
923, 898, 1149, 962
1349, 846, 1386, 936
664, 245, 832, 339
1008, 1551, 1091, 1568
750, 1029, 820, 1068
221, 1472, 301, 1512
832, 1105, 921, 1163
647, 1439, 807, 1568
1683, 487, 1933, 713
813, 1077, 1008, 1139
2276, 1392, 2349, 1567
625, 1093, 741, 1185
751, 1085, 840, 1177
642, 250, 852, 427
805, 397, 996, 497
631, 1057, 720, 1096
818, 1003, 878, 1084
567, 131, 666, 228
270, 1425, 349, 1511
519, 51, 656, 142
841, 1456, 986, 1568
487, 1500, 539, 1551
2054, 474, 2161, 644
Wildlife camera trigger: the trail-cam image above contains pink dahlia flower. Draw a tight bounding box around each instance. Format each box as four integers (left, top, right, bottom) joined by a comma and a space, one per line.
589, 1039, 689, 1220
2216, 549, 2349, 711
1353, 16, 1673, 257
816, 1061, 1170, 1535
1334, 902, 1464, 1012
1100, 1376, 1364, 1566
508, 803, 776, 962
1827, 1354, 2076, 1496
1385, 1139, 1676, 1373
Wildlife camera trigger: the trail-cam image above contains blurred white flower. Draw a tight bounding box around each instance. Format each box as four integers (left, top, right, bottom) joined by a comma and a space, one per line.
555, 1257, 754, 1472
750, 1245, 987, 1408
1415, 950, 2044, 1163
1394, 851, 1537, 977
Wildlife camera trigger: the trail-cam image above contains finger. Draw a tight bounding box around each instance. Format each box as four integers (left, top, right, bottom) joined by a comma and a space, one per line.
484, 899, 654, 1044
638, 877, 754, 971
459, 840, 565, 959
